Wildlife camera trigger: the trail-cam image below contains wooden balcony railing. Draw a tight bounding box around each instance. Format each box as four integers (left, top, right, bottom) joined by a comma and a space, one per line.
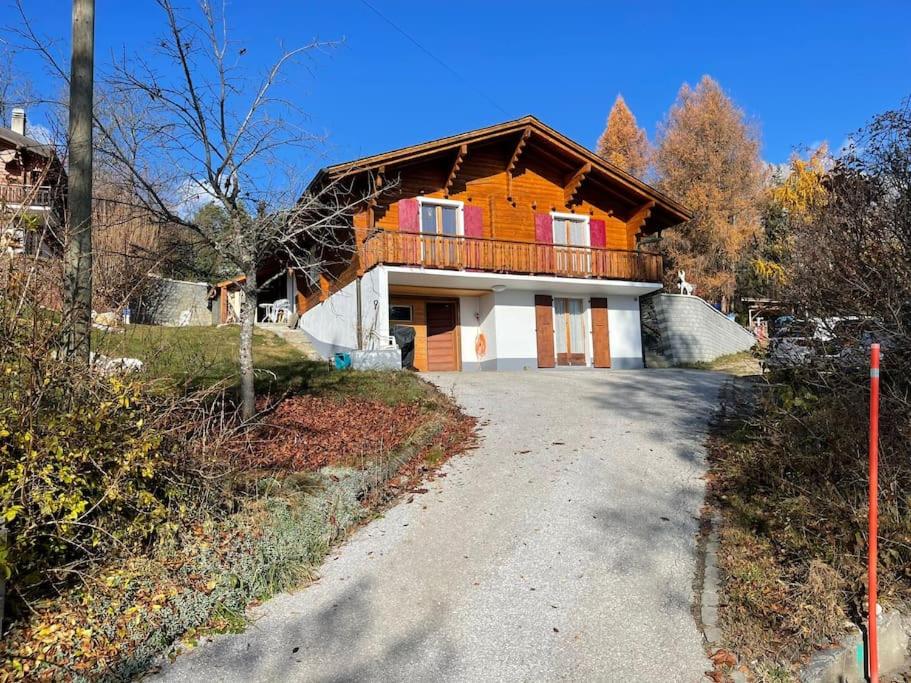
0, 183, 54, 207
361, 229, 663, 282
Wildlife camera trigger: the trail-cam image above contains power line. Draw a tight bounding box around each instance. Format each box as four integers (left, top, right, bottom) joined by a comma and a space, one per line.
357, 0, 509, 117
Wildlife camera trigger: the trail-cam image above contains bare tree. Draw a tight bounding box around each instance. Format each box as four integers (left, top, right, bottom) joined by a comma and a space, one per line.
16, 0, 378, 419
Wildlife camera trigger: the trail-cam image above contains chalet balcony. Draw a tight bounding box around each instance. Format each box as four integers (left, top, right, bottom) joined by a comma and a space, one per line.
0, 183, 54, 208
361, 229, 663, 283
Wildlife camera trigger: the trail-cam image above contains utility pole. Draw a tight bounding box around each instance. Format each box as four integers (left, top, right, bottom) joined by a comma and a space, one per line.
64, 0, 95, 361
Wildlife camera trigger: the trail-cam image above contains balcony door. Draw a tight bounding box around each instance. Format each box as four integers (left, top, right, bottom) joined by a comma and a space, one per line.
552, 213, 590, 275
553, 297, 587, 366
420, 199, 462, 268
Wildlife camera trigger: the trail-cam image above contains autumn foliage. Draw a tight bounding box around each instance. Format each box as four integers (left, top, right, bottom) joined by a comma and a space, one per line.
654, 76, 765, 306
595, 94, 651, 178
749, 144, 830, 292
248, 396, 426, 471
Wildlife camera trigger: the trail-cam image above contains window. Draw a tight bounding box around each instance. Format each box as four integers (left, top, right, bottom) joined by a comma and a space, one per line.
419, 198, 462, 236
551, 213, 589, 247
551, 212, 590, 274
389, 305, 413, 322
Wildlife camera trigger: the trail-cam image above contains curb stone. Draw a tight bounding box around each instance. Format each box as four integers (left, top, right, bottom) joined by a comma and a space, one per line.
701, 512, 723, 647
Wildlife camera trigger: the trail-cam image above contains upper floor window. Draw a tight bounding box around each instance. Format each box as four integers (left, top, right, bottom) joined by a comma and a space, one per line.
419, 197, 462, 236
551, 212, 589, 247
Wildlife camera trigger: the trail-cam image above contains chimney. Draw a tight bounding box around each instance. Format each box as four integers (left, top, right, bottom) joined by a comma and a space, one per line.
10, 108, 26, 136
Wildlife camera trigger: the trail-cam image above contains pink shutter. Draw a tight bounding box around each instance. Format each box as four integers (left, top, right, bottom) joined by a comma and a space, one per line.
589, 218, 606, 248
463, 204, 483, 238
398, 198, 419, 232
534, 212, 553, 244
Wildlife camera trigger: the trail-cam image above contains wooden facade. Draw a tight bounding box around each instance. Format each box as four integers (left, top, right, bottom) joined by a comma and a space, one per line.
388, 294, 461, 372
293, 116, 690, 316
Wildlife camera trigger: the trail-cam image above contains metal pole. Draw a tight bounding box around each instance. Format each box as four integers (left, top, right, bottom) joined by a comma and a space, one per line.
868, 342, 880, 681
63, 0, 95, 361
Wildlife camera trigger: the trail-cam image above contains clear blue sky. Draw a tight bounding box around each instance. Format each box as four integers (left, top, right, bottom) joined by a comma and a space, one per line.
8, 1, 911, 176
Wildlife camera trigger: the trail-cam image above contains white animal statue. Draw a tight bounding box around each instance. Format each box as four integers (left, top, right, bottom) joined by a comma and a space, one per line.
678, 270, 695, 296
90, 352, 144, 375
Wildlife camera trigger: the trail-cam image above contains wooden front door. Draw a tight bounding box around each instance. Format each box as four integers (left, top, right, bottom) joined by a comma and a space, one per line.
535, 294, 555, 368
590, 297, 611, 368
426, 301, 459, 371
554, 297, 586, 366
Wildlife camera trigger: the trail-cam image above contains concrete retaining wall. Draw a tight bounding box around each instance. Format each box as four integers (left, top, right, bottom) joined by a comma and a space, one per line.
136, 276, 212, 326
644, 293, 755, 365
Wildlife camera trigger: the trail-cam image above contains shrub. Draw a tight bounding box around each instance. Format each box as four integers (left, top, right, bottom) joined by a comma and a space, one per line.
0, 261, 234, 617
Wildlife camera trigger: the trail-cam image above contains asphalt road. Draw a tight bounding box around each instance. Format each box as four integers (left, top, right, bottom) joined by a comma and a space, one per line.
152, 369, 724, 683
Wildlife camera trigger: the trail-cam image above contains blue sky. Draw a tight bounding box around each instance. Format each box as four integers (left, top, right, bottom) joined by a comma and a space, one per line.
8, 1, 911, 177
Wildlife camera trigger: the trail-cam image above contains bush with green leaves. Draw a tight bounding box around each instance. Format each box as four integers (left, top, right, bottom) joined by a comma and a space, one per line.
0, 356, 203, 606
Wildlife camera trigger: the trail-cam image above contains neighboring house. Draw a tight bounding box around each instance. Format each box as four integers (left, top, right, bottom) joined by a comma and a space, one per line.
0, 108, 65, 257
223, 115, 691, 371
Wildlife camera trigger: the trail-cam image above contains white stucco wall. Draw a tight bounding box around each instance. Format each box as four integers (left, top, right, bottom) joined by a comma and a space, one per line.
477, 293, 497, 371
489, 290, 538, 370
359, 267, 390, 349
458, 296, 483, 371
470, 290, 643, 370
607, 294, 644, 369
298, 267, 389, 358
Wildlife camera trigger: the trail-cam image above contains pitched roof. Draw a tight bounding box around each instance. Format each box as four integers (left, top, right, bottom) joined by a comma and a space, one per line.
0, 126, 57, 159
313, 115, 691, 225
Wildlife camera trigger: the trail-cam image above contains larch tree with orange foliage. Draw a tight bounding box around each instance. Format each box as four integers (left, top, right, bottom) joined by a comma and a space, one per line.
595, 94, 651, 178
654, 76, 764, 308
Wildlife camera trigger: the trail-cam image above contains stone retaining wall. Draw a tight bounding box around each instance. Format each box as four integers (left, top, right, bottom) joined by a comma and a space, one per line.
135, 275, 213, 326
642, 293, 756, 365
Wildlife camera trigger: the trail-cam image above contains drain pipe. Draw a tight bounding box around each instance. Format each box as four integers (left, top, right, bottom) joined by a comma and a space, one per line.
355, 275, 363, 350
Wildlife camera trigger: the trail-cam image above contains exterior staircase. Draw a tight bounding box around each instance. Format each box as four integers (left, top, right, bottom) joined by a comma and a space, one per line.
258, 323, 320, 360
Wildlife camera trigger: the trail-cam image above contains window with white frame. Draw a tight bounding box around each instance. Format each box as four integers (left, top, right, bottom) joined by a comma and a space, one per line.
419, 198, 463, 236
551, 212, 591, 274
551, 212, 590, 247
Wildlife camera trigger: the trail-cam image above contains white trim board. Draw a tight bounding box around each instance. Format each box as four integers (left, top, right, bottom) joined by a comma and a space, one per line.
382, 265, 661, 297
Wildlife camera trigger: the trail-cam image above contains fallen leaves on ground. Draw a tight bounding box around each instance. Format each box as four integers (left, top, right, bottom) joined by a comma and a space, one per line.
246, 396, 426, 470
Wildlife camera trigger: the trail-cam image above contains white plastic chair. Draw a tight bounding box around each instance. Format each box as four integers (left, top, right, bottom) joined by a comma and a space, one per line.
271, 298, 292, 323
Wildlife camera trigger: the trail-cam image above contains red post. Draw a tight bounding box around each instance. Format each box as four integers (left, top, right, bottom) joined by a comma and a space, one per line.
868, 343, 881, 681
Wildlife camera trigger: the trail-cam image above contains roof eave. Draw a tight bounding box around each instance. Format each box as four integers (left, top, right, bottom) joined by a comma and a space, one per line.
308, 115, 692, 222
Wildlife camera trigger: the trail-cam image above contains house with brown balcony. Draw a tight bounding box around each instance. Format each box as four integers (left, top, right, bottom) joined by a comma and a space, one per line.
0, 108, 64, 257
232, 116, 690, 370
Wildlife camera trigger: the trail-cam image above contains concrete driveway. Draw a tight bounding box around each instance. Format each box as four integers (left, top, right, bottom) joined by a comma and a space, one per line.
154, 369, 725, 683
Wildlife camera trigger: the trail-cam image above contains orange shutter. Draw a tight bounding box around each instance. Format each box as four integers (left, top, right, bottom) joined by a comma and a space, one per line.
590, 297, 611, 368
534, 294, 555, 368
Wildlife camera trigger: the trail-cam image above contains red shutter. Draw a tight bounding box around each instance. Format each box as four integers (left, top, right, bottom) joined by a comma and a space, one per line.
589, 218, 606, 248
463, 204, 483, 237
534, 212, 553, 243
398, 198, 420, 232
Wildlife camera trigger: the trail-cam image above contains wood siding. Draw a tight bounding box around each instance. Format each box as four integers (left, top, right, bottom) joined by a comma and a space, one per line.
426, 301, 459, 371
366, 145, 639, 249
389, 295, 460, 372
389, 296, 428, 371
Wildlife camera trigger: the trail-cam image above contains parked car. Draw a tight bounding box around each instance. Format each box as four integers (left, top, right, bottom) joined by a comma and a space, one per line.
826, 318, 894, 369
765, 319, 819, 369
764, 317, 892, 370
